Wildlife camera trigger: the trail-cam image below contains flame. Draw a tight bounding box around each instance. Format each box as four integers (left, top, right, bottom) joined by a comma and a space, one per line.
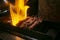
9, 0, 29, 26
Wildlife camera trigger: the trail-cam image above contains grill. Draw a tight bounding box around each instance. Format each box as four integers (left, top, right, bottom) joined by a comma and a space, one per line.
0, 0, 58, 40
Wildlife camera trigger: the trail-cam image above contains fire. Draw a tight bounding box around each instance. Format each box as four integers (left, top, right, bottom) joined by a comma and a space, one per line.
9, 0, 29, 26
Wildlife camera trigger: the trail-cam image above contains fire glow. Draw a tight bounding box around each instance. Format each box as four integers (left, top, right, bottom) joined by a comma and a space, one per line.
4, 0, 29, 26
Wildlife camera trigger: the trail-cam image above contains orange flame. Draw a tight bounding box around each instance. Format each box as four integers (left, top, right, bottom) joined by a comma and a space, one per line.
9, 0, 29, 26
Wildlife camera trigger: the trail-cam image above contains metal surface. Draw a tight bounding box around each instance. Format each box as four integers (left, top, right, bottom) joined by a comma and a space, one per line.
0, 22, 52, 40
0, 32, 24, 40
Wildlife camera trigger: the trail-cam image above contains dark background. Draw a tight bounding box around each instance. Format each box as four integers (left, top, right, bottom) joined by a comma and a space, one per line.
27, 0, 38, 16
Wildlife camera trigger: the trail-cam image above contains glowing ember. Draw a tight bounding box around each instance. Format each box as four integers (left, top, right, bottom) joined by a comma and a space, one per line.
9, 0, 29, 26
